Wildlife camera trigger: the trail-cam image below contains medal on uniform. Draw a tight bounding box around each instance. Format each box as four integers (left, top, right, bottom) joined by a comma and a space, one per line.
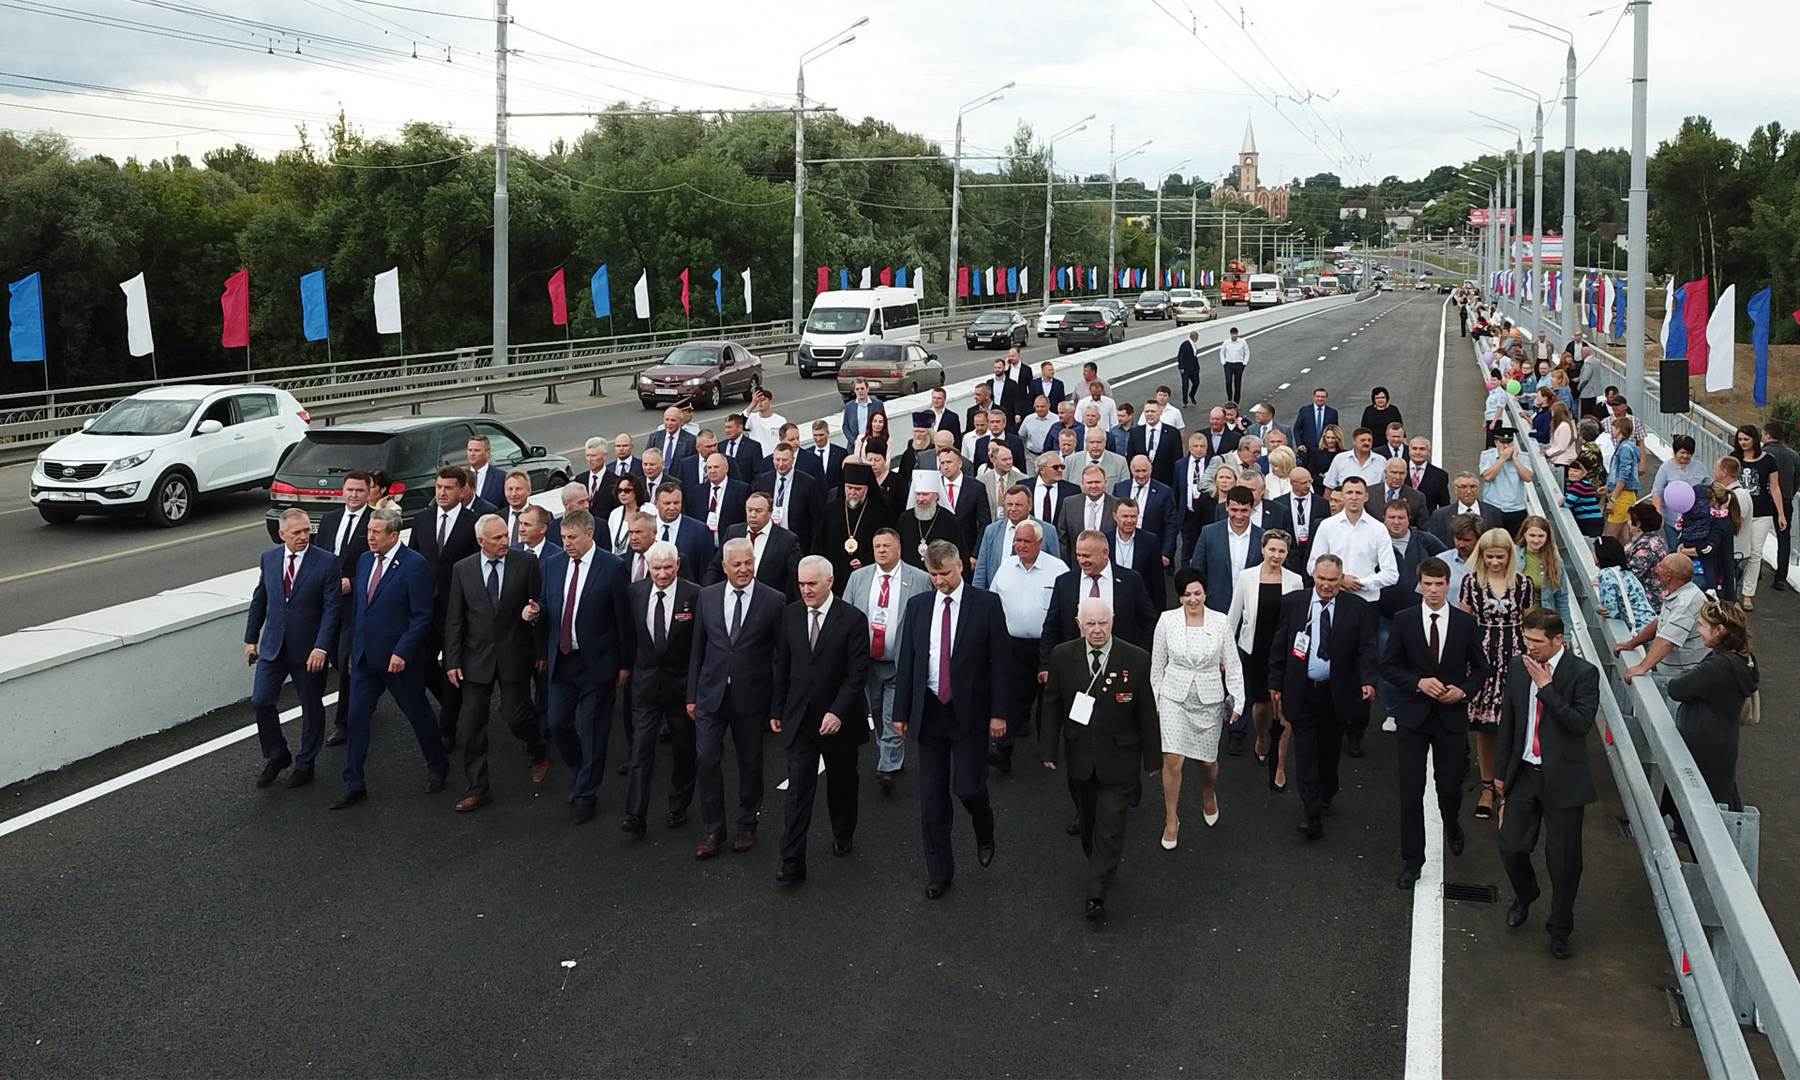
844, 537, 858, 554
918, 541, 929, 558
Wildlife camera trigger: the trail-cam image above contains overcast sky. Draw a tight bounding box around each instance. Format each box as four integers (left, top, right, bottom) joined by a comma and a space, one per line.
1, 0, 1786, 186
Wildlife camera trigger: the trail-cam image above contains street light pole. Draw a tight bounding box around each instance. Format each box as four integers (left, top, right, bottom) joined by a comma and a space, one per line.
1107, 131, 1151, 298
1486, 73, 1548, 314
492, 0, 508, 367
792, 18, 867, 333
947, 80, 1013, 319
1497, 8, 1579, 341
1041, 114, 1093, 304
1625, 0, 1649, 391
1152, 158, 1189, 287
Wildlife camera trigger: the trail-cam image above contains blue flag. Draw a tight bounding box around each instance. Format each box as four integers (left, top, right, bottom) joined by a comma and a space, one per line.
1612, 278, 1626, 340
896, 267, 909, 288
711, 268, 724, 314
8, 272, 46, 363
1751, 287, 1773, 407
591, 265, 611, 318
1665, 285, 1688, 360
972, 269, 982, 297
839, 269, 849, 291
1007, 266, 1019, 294
299, 270, 329, 343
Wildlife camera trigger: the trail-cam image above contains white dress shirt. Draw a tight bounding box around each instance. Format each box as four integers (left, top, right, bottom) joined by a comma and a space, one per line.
481, 555, 505, 596
1226, 522, 1253, 572
646, 583, 673, 641
924, 584, 965, 697
1083, 496, 1106, 532
333, 506, 363, 554
522, 539, 550, 559
768, 468, 796, 528
561, 552, 592, 649
1080, 395, 1118, 431
1420, 600, 1450, 661
1115, 531, 1137, 569
990, 553, 1069, 638
1324, 451, 1388, 490
433, 504, 463, 543
506, 504, 529, 543
1307, 510, 1399, 601
1140, 405, 1185, 430
1080, 568, 1115, 609
473, 464, 493, 498
1220, 338, 1250, 366
1522, 647, 1565, 765
745, 525, 770, 573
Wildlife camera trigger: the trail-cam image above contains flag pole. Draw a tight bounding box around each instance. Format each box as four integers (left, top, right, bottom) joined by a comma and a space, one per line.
150, 348, 159, 384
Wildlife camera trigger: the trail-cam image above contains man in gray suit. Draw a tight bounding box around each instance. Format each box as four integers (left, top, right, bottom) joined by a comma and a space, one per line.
1056, 463, 1121, 558
1073, 427, 1128, 490
844, 529, 931, 795
973, 485, 1060, 588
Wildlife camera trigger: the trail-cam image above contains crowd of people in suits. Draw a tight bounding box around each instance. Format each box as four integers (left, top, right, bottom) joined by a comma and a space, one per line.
239, 346, 1618, 944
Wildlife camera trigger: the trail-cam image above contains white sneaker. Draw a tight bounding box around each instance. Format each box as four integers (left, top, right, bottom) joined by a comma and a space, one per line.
1381, 716, 1398, 732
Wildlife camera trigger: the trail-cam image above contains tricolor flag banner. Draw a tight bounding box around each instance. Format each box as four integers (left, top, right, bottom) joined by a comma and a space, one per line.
740, 268, 753, 314
1750, 286, 1772, 407
547, 267, 569, 327
221, 268, 251, 348
298, 270, 328, 344
633, 270, 651, 320
7, 272, 46, 363
373, 267, 402, 335
1683, 277, 1711, 375
1089, 266, 1098, 289
592, 265, 612, 319
710, 267, 723, 315
678, 268, 691, 317
121, 272, 156, 356
895, 267, 907, 288
859, 266, 872, 289
817, 266, 830, 295
1705, 283, 1736, 394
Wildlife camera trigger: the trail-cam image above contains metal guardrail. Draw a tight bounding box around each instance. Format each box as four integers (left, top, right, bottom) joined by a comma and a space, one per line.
1473, 332, 1800, 1078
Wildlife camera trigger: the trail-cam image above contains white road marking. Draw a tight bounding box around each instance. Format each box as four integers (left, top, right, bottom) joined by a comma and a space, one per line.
1316, 355, 1326, 362
1276, 382, 1290, 391
1300, 368, 1311, 374
1330, 346, 1339, 351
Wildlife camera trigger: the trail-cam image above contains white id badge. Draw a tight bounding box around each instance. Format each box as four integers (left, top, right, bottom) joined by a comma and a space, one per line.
1290, 631, 1310, 660
1070, 692, 1096, 726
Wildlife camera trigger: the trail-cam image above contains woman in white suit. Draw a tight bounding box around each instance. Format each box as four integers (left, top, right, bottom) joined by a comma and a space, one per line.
1151, 568, 1245, 849
604, 475, 647, 555
1225, 530, 1305, 791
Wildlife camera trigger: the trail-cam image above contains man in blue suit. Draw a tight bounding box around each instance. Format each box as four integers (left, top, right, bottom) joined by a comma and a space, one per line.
719, 414, 764, 483
245, 509, 342, 788
333, 506, 450, 808
533, 508, 635, 824
1113, 455, 1180, 568
1105, 501, 1167, 610
1292, 387, 1340, 471
801, 421, 850, 491
841, 379, 886, 446
1188, 488, 1264, 614
646, 407, 699, 467
466, 433, 509, 509
683, 453, 749, 549
1031, 360, 1067, 410
651, 481, 716, 572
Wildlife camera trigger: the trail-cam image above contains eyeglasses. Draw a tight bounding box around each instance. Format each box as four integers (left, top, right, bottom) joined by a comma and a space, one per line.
1047, 464, 1065, 471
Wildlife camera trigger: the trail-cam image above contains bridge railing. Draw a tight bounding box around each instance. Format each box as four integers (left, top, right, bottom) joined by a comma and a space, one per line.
1473, 328, 1800, 1079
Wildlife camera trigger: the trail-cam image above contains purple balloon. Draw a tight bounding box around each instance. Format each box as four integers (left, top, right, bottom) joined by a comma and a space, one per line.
1663, 480, 1696, 517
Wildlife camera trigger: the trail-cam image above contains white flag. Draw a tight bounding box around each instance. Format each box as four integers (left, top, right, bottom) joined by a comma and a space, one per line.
913, 267, 924, 300
1020, 267, 1030, 295
633, 270, 650, 320
985, 267, 995, 295
740, 268, 753, 314
119, 272, 154, 357
859, 266, 872, 289
1658, 274, 1678, 353
1705, 284, 1736, 394
373, 267, 402, 335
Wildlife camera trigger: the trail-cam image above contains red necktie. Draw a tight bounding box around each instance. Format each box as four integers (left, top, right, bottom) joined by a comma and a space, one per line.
1412, 465, 1423, 486
559, 557, 581, 655
1532, 699, 1544, 758
365, 553, 385, 602
946, 480, 957, 509
709, 487, 719, 513
871, 573, 892, 658
936, 595, 953, 704
1089, 575, 1101, 598
283, 553, 296, 598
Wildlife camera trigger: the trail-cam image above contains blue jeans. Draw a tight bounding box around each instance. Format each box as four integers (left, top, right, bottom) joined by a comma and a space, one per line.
867, 662, 903, 773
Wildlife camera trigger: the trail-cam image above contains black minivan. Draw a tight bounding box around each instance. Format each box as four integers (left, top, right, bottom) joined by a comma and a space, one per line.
265, 417, 571, 540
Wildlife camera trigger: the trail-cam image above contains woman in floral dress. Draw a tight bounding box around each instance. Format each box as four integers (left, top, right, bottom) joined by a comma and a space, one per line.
1460, 527, 1537, 823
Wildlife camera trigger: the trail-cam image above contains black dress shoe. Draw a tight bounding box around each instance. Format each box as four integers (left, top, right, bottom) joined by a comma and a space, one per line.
925, 880, 952, 900
877, 771, 896, 795
1396, 863, 1423, 890
1346, 735, 1365, 758
1774, 577, 1789, 592
666, 808, 689, 829
776, 861, 807, 885
256, 753, 292, 788
620, 814, 647, 836
1549, 935, 1573, 960
285, 766, 315, 789
1064, 816, 1082, 836
1085, 898, 1107, 921
571, 802, 596, 825
1506, 899, 1531, 928
988, 748, 1012, 774
1447, 824, 1466, 856
324, 726, 348, 747
425, 772, 447, 794
977, 840, 996, 868
832, 839, 854, 858
1296, 818, 1323, 840
329, 789, 367, 810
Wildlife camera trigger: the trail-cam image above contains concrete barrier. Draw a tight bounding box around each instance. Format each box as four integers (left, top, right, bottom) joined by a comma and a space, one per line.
0, 295, 1355, 788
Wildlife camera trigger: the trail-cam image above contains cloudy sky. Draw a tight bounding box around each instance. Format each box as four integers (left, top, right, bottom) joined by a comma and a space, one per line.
0, 0, 1786, 186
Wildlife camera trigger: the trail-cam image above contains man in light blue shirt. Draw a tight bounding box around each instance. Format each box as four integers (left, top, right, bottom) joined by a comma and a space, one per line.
1477, 429, 1533, 534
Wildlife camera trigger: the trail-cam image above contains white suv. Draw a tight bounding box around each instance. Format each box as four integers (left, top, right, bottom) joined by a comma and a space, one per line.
31, 384, 309, 526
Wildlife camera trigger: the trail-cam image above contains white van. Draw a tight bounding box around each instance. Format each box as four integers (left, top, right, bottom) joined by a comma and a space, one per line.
799, 286, 922, 378
1246, 273, 1283, 308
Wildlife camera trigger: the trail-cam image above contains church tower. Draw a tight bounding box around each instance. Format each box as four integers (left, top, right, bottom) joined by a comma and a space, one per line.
1238, 118, 1259, 197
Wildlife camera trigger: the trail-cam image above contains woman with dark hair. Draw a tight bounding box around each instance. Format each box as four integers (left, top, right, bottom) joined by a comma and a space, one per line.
1667, 596, 1758, 812
1530, 387, 1556, 444
1225, 529, 1304, 790
367, 469, 400, 510
854, 409, 891, 460
1730, 423, 1785, 609
1624, 500, 1669, 607
1360, 386, 1403, 436
1150, 569, 1244, 847
1594, 535, 1657, 633
605, 474, 645, 554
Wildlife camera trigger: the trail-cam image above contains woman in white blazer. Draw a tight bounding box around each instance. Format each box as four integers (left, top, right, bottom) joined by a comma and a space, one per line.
604, 475, 648, 556
1225, 530, 1305, 791
1150, 568, 1245, 849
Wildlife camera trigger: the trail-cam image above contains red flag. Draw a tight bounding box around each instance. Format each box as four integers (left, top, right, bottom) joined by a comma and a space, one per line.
547, 267, 568, 327
879, 267, 893, 287
1682, 277, 1710, 376
220, 268, 250, 349
816, 266, 829, 294
1791, 308, 1799, 327
678, 268, 691, 316
957, 266, 970, 298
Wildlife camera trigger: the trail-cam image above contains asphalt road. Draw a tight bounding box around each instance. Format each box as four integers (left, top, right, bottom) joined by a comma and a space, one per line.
0, 291, 1448, 1078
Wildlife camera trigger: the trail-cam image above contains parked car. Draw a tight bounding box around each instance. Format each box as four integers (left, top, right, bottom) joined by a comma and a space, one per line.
799, 286, 921, 377
637, 340, 764, 409
964, 310, 1028, 350
836, 341, 946, 400
32, 384, 309, 527
1056, 306, 1125, 353
1132, 290, 1172, 320
1095, 298, 1130, 326
265, 417, 570, 540
1172, 295, 1215, 324
1437, 282, 1454, 294
1282, 287, 1305, 303
1035, 303, 1075, 337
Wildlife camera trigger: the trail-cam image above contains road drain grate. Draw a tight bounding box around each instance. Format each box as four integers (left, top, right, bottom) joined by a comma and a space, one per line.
1443, 882, 1500, 903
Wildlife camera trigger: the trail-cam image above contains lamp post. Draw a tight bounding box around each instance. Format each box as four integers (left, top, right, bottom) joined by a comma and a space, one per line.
946, 79, 1013, 319
1486, 74, 1547, 315
792, 17, 867, 332
1107, 128, 1151, 298
1041, 114, 1094, 303
1625, 0, 1649, 392
1473, 112, 1525, 314
1152, 157, 1189, 288
1494, 4, 1578, 344
1466, 157, 1504, 290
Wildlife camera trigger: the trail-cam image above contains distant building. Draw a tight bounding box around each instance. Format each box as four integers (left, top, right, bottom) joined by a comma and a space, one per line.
1210, 119, 1290, 221
1339, 200, 1370, 221
1598, 222, 1629, 251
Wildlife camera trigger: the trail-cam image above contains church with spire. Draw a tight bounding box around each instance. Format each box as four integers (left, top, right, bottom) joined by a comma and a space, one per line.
1209, 118, 1291, 221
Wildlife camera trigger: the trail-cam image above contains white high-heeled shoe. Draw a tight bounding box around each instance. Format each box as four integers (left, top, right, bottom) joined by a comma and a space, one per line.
1160, 825, 1179, 850
1203, 804, 1221, 827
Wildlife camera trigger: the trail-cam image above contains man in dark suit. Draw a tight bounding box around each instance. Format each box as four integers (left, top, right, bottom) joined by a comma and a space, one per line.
1055, 464, 1120, 559
1114, 456, 1180, 567
670, 432, 717, 490
651, 481, 716, 574
1404, 437, 1452, 514
1032, 360, 1066, 410
245, 509, 342, 788
1174, 433, 1215, 565
1105, 501, 1166, 610
1379, 557, 1488, 889
1189, 488, 1263, 613
1274, 467, 1329, 577
443, 513, 547, 811
1026, 453, 1079, 533
769, 556, 873, 883
707, 492, 801, 599
934, 447, 991, 557
318, 472, 373, 746
972, 411, 1027, 477
925, 387, 962, 444
577, 434, 645, 517
1496, 608, 1599, 959
1376, 457, 1430, 529
1127, 400, 1183, 486
647, 407, 698, 467
465, 433, 509, 510
892, 540, 1011, 898
840, 381, 886, 446
1199, 407, 1243, 462
752, 444, 822, 551
1041, 531, 1156, 671
684, 452, 749, 552
1176, 329, 1202, 406
334, 507, 450, 808
799, 422, 849, 490
1268, 555, 1379, 839
980, 355, 1028, 426
1376, 500, 1449, 733
623, 541, 702, 834
719, 414, 764, 483
533, 509, 634, 825
1292, 388, 1339, 471
410, 467, 486, 751
687, 537, 786, 857
1425, 472, 1506, 545
1040, 597, 1161, 920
